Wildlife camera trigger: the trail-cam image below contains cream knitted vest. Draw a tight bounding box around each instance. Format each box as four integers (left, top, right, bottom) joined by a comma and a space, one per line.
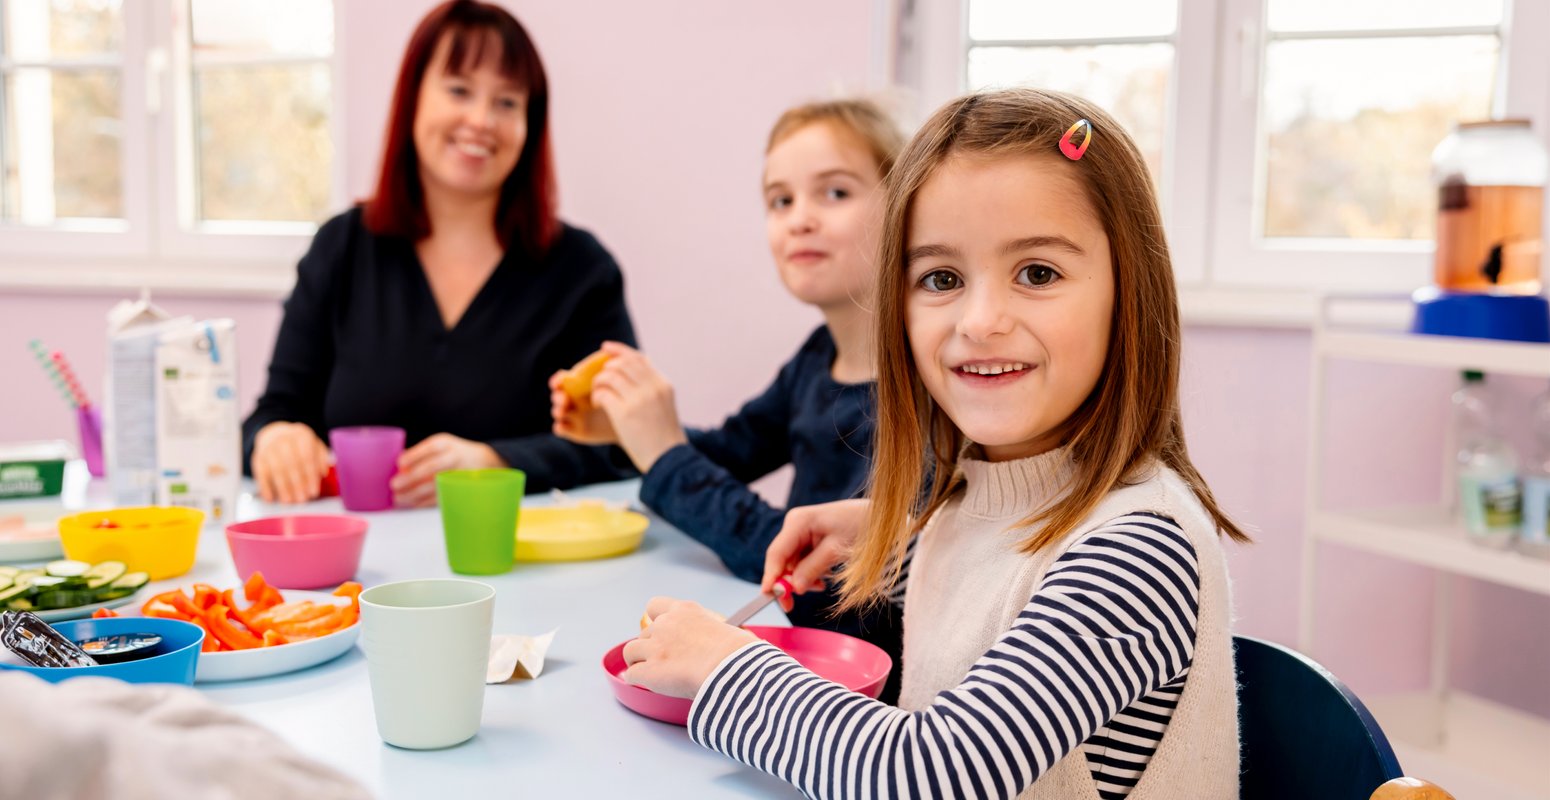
899, 449, 1239, 799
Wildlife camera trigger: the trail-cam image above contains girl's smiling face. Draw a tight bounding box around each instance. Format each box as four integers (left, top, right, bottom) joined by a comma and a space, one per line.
905, 151, 1114, 461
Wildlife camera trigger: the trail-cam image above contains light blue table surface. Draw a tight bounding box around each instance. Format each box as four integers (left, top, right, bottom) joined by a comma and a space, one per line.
6, 465, 798, 798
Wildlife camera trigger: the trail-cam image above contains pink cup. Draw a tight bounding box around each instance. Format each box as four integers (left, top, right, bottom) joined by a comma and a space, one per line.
330, 426, 405, 512
225, 514, 368, 589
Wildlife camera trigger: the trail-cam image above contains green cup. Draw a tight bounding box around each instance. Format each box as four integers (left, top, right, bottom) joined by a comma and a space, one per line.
436, 468, 525, 575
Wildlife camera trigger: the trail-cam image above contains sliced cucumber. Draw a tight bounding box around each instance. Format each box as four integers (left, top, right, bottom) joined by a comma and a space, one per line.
32, 590, 96, 610
0, 566, 19, 580
0, 584, 27, 604
108, 572, 149, 593
11, 569, 44, 590
6, 597, 33, 611
28, 575, 68, 590
45, 559, 92, 579
83, 561, 127, 590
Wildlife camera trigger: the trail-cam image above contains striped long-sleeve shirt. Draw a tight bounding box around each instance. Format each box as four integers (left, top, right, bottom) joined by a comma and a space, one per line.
688, 513, 1200, 799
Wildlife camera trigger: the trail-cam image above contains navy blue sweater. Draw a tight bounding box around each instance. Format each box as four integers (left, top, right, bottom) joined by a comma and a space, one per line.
639, 327, 902, 699
242, 207, 637, 493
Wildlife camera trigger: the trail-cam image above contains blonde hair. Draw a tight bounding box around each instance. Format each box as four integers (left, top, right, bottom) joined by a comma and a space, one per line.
766, 98, 905, 178
837, 88, 1250, 612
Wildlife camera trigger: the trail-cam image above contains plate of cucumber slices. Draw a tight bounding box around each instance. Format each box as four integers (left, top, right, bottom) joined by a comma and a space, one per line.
0, 560, 149, 621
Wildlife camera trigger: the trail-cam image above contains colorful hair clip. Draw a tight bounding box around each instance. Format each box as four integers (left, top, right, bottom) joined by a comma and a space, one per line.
1059, 119, 1092, 161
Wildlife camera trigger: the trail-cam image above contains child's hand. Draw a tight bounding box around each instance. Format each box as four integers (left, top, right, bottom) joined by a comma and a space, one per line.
590, 342, 689, 473
622, 597, 758, 699
549, 370, 619, 445
763, 499, 871, 611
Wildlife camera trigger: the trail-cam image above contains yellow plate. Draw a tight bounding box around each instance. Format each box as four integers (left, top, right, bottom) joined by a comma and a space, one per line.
515, 506, 648, 562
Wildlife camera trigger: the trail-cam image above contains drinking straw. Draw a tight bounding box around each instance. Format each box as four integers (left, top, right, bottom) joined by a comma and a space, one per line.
27, 339, 79, 410
50, 350, 91, 408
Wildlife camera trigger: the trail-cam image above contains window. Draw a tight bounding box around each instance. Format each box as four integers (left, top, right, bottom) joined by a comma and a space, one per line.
0, 0, 342, 293
186, 0, 333, 227
1, 0, 124, 227
964, 0, 1176, 191
921, 0, 1550, 309
1258, 1, 1502, 242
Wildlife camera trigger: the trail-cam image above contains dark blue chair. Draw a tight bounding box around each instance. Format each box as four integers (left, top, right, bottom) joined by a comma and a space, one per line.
1235, 635, 1406, 800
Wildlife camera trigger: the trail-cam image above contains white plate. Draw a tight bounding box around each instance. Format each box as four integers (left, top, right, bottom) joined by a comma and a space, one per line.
194, 590, 359, 683
0, 537, 64, 563
30, 588, 144, 622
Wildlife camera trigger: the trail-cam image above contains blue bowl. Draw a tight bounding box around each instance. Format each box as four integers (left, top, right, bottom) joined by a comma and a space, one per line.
0, 616, 203, 685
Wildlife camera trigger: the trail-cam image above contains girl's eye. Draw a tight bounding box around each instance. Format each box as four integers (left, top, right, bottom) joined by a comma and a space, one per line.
768, 195, 792, 211
499, 97, 521, 110
919, 270, 960, 292
824, 186, 850, 202
1019, 264, 1060, 287
448, 84, 470, 98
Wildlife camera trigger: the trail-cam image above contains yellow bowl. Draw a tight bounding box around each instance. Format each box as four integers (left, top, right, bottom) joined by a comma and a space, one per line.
57, 506, 204, 580
515, 505, 647, 562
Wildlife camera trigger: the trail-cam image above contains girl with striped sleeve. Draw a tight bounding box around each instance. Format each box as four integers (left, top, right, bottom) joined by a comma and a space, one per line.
622, 88, 1251, 800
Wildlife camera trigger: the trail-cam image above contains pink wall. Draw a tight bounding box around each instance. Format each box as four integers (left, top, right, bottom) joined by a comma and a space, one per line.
0, 1, 1544, 720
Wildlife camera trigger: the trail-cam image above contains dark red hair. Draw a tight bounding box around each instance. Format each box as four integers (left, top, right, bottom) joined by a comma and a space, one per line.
362, 0, 558, 257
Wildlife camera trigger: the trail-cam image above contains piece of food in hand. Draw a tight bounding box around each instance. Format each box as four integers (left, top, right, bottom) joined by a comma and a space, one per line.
640, 611, 651, 630
560, 352, 611, 402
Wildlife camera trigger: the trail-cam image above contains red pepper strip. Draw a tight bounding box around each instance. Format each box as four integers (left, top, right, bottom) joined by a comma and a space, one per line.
200, 633, 220, 652
242, 573, 284, 611
92, 608, 119, 619
252, 602, 334, 628
221, 589, 270, 635
148, 590, 201, 619
142, 599, 194, 622
271, 608, 349, 639
204, 604, 263, 650
243, 572, 268, 603
261, 629, 289, 647
191, 584, 221, 610
334, 583, 363, 627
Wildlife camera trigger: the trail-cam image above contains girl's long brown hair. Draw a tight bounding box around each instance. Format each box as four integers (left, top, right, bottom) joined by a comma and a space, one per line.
836, 88, 1249, 612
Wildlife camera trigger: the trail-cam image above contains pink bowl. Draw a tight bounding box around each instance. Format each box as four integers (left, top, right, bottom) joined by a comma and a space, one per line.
602, 625, 893, 725
225, 515, 368, 589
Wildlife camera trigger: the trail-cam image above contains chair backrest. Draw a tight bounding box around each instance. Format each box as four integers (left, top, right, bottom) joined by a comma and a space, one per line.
1235, 635, 1403, 800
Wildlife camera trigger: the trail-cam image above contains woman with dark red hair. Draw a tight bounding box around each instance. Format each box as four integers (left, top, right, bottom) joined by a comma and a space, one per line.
243, 0, 635, 506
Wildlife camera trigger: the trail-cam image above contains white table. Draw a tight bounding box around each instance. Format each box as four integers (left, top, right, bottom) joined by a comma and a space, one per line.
15, 469, 798, 798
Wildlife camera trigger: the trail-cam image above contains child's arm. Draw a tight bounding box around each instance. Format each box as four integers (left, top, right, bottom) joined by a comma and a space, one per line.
686, 514, 1199, 799
632, 359, 799, 581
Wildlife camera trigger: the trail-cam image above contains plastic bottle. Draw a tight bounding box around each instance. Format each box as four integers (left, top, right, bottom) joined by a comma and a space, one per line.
1453, 370, 1521, 547
1520, 383, 1550, 558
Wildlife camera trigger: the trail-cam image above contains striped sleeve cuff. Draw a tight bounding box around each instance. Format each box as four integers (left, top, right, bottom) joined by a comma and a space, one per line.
687, 640, 787, 745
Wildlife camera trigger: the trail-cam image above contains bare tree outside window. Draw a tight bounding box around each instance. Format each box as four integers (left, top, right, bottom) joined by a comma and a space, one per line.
0, 0, 122, 223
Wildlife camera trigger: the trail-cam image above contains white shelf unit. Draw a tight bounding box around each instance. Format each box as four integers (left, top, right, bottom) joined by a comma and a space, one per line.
1301, 316, 1550, 800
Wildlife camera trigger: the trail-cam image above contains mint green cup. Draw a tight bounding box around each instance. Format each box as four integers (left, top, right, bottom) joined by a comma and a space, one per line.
436, 468, 524, 575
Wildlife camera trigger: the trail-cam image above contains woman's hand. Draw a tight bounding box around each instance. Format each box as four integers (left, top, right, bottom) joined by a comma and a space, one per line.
622, 597, 758, 699
590, 342, 688, 473
549, 369, 619, 445
390, 433, 505, 508
252, 422, 331, 505
763, 499, 871, 611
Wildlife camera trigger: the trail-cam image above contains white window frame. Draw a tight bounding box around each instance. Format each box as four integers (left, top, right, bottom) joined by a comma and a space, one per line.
0, 0, 347, 296
907, 0, 1550, 324
1209, 0, 1550, 292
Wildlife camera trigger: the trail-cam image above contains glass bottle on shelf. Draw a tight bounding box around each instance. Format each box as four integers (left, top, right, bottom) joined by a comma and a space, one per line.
1452, 370, 1521, 548
1521, 383, 1550, 559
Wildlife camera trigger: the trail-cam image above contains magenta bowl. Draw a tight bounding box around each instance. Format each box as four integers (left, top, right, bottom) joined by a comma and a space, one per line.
224, 515, 368, 589
602, 625, 893, 726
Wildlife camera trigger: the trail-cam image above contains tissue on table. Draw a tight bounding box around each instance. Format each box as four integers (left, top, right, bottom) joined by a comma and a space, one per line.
487, 629, 558, 683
